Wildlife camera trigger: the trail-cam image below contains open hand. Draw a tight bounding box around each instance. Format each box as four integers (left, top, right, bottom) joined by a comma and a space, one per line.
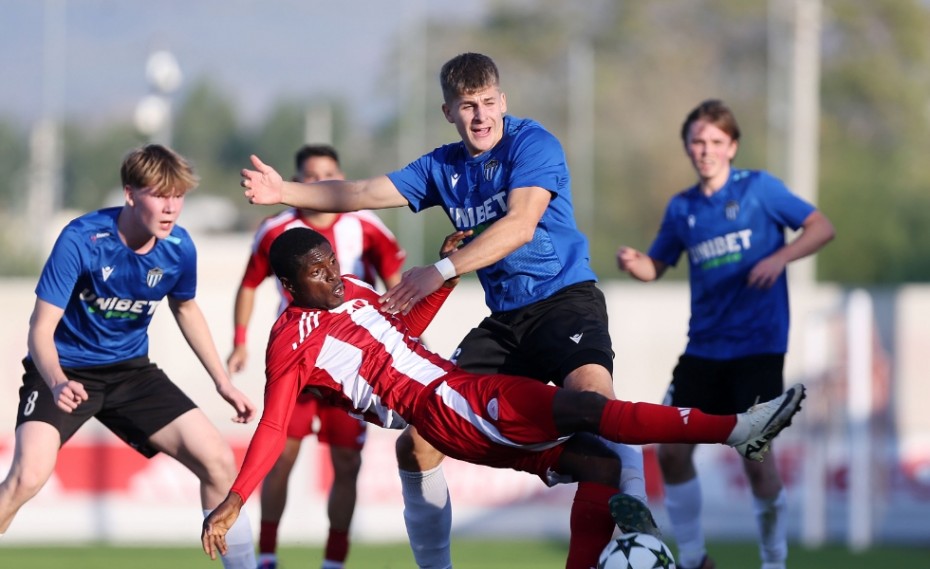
241, 155, 284, 205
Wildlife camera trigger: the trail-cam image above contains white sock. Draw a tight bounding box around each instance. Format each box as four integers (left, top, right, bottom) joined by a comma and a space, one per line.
204, 507, 257, 569
664, 477, 707, 568
726, 414, 750, 445
610, 441, 647, 502
321, 561, 345, 569
754, 488, 788, 565
399, 466, 452, 569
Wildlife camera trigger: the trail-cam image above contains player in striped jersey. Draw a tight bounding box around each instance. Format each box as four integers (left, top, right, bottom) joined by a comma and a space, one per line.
202, 227, 806, 569
240, 54, 652, 568
228, 145, 405, 569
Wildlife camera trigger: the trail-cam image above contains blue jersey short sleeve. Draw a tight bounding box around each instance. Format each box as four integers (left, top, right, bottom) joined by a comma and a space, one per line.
648, 170, 815, 359
33, 208, 198, 367
386, 116, 596, 312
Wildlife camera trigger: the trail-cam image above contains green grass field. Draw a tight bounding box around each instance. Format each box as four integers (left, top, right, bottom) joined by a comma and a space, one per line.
3, 540, 928, 568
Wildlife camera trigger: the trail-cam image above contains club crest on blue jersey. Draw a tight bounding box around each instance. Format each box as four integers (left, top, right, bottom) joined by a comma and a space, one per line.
146, 267, 164, 288
483, 159, 500, 181
725, 200, 740, 221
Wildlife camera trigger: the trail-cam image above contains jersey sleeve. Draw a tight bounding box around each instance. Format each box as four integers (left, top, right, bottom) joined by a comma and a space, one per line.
508, 126, 567, 197
230, 321, 306, 501
168, 233, 197, 300
386, 151, 444, 213
755, 172, 816, 230
35, 226, 83, 308
240, 231, 275, 289
647, 197, 687, 267
401, 284, 453, 338
358, 212, 406, 282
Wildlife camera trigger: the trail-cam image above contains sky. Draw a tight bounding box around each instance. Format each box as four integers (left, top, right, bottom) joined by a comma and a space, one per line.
2, 0, 489, 130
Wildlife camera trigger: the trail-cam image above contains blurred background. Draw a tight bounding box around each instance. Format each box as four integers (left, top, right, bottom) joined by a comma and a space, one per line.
0, 0, 928, 555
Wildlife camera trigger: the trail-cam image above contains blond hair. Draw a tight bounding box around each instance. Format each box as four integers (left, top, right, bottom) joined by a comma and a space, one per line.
120, 144, 199, 196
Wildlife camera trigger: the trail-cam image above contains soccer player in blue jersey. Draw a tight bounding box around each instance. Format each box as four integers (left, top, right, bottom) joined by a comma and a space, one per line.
0, 144, 259, 569
241, 52, 651, 568
616, 99, 835, 569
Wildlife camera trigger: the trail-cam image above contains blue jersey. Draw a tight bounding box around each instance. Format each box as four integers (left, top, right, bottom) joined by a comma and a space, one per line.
34, 207, 197, 367
387, 115, 596, 312
648, 169, 815, 359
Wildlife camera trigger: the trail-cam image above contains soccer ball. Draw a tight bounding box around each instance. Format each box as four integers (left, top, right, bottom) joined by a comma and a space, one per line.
598, 532, 677, 569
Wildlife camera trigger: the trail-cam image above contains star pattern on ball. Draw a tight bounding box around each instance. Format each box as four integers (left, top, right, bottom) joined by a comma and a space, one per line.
645, 543, 675, 568
614, 534, 638, 559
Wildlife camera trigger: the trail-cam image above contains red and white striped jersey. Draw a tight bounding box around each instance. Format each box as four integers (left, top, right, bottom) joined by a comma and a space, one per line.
240, 208, 405, 313
231, 277, 455, 499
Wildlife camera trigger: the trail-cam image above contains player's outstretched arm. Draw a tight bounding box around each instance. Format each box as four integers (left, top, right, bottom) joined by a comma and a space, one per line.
168, 297, 257, 423
201, 492, 244, 560
242, 154, 408, 211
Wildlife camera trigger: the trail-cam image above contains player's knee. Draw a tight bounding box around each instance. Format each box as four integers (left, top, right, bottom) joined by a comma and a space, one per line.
3, 462, 55, 503
395, 430, 418, 470
332, 448, 363, 478
743, 458, 781, 493
552, 389, 606, 433
560, 434, 621, 485
197, 444, 238, 487
395, 429, 442, 471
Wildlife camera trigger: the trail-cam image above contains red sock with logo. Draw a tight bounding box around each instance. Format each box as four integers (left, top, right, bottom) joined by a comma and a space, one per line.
599, 399, 736, 444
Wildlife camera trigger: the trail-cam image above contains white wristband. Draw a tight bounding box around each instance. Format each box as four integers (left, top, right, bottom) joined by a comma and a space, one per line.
433, 257, 457, 281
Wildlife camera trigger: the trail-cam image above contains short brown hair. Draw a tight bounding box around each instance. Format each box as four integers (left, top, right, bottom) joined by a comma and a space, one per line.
681, 99, 741, 144
295, 144, 340, 172
439, 53, 500, 103
120, 144, 199, 197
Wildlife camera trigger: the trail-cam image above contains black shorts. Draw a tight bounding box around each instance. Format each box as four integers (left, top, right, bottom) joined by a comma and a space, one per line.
662, 354, 785, 415
17, 357, 198, 458
450, 281, 614, 386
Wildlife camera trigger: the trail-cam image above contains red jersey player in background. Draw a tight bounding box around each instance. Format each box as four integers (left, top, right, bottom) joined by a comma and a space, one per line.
227, 145, 405, 569
203, 227, 806, 569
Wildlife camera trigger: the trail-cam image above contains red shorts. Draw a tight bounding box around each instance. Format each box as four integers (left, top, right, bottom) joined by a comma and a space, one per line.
287, 391, 367, 450
412, 371, 568, 485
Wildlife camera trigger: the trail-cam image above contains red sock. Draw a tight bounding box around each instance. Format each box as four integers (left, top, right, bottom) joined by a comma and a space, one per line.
599, 399, 736, 444
258, 520, 279, 554
324, 528, 350, 563
566, 482, 617, 569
